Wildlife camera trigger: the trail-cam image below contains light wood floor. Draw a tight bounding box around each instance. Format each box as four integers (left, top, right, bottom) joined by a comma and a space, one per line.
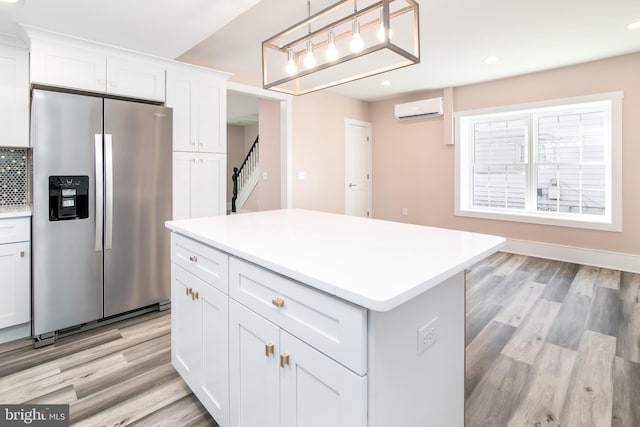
466, 252, 640, 427
0, 253, 638, 426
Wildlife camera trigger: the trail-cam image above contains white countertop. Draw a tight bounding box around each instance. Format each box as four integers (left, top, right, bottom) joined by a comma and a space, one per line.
0, 209, 32, 219
166, 209, 505, 312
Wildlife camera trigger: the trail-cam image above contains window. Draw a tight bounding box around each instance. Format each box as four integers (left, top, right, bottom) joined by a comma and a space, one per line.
455, 92, 622, 231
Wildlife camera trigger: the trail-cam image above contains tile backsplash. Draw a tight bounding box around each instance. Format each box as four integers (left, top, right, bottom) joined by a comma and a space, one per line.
0, 148, 30, 212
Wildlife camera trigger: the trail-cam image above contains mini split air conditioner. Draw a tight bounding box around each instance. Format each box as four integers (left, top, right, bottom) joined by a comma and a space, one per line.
394, 97, 444, 121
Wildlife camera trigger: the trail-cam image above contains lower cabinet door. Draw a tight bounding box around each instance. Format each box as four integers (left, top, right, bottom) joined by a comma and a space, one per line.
199, 278, 229, 427
0, 241, 30, 329
229, 299, 280, 427
171, 265, 201, 387
280, 331, 367, 427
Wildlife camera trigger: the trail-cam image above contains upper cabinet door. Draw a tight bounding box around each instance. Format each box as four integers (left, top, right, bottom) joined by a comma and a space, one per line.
166, 69, 198, 152
198, 75, 225, 153
166, 67, 227, 154
106, 56, 165, 102
30, 40, 107, 93
0, 44, 29, 147
27, 32, 165, 102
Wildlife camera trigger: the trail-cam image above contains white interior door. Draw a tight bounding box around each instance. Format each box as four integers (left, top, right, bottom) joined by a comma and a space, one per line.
344, 119, 372, 217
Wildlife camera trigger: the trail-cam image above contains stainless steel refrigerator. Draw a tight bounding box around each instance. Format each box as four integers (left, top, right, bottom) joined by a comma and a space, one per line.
31, 89, 172, 345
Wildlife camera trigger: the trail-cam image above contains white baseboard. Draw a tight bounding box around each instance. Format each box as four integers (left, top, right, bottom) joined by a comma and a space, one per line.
503, 239, 640, 274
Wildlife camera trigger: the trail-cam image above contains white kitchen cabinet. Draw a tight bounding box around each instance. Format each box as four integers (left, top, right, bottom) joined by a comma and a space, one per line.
173, 152, 226, 220
171, 234, 229, 427
166, 66, 228, 153
166, 209, 503, 427
0, 217, 31, 344
25, 27, 165, 102
229, 300, 366, 427
0, 43, 29, 147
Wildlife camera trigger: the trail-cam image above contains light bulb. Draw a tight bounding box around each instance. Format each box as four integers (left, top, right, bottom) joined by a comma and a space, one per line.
377, 25, 393, 42
303, 40, 316, 68
325, 31, 339, 61
376, 9, 393, 43
285, 48, 297, 75
350, 20, 364, 52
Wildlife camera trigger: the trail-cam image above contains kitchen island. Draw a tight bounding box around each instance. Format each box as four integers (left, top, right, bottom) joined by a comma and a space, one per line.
166, 209, 505, 427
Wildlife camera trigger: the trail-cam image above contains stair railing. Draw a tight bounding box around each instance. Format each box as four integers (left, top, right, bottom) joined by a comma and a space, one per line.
232, 136, 259, 213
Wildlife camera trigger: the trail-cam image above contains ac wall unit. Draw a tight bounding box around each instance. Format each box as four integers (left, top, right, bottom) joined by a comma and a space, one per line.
394, 97, 444, 121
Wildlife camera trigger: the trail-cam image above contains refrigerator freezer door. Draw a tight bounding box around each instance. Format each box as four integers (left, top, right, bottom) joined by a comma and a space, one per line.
31, 90, 104, 335
103, 99, 172, 317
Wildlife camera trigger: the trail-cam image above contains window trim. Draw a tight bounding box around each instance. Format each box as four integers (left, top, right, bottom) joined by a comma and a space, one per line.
454, 91, 623, 232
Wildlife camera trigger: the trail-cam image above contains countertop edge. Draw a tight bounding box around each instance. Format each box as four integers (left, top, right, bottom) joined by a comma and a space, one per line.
166, 218, 506, 312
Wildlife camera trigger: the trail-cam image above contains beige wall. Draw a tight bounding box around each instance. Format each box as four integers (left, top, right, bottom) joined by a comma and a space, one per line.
291, 90, 371, 214
243, 99, 281, 211
371, 52, 640, 256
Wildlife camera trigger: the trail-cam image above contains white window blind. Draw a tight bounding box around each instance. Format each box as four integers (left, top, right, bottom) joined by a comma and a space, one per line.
455, 92, 622, 231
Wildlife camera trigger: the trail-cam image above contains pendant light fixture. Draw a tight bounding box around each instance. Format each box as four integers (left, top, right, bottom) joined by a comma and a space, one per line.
262, 0, 420, 96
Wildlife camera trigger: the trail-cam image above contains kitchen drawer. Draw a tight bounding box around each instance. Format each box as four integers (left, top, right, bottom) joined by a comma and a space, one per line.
171, 233, 229, 293
229, 257, 367, 375
0, 217, 30, 245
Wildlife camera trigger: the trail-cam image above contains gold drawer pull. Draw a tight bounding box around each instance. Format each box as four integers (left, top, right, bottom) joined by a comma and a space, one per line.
189, 255, 198, 263
280, 353, 290, 368
265, 343, 275, 357
271, 297, 285, 308
20, 251, 25, 258
192, 291, 199, 301
186, 287, 192, 296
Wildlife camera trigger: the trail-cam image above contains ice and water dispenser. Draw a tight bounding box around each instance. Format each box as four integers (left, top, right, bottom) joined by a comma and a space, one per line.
49, 176, 89, 221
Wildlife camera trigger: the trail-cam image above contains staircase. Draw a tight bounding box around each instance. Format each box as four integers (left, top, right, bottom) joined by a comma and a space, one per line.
231, 136, 259, 213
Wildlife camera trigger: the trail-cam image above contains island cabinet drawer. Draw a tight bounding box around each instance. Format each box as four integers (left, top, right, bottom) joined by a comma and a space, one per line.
229, 257, 367, 375
171, 233, 229, 293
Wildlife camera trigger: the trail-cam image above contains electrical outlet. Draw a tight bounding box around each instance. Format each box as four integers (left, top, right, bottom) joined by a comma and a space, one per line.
418, 317, 438, 355
402, 208, 408, 216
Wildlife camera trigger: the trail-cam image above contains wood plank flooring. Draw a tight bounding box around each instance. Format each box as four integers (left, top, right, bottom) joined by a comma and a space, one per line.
466, 252, 640, 427
0, 252, 638, 426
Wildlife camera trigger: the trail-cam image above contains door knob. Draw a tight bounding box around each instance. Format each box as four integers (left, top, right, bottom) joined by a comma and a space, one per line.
348, 183, 357, 188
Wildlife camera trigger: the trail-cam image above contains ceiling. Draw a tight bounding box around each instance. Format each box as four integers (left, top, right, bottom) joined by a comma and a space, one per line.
1, 0, 640, 104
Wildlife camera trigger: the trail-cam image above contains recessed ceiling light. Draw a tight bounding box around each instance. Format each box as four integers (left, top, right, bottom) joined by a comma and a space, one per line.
483, 56, 499, 64
628, 21, 640, 30
380, 81, 391, 87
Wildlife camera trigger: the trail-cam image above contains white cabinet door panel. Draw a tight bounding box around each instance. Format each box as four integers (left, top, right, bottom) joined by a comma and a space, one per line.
280, 331, 367, 427
191, 154, 226, 218
106, 56, 165, 102
198, 77, 224, 153
199, 278, 229, 427
0, 241, 30, 329
171, 264, 200, 386
30, 41, 106, 93
166, 72, 197, 152
229, 299, 279, 427
172, 153, 192, 220
0, 45, 29, 147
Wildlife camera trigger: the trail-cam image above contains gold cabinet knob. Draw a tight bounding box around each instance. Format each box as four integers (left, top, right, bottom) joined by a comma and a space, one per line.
186, 287, 192, 296
20, 251, 25, 258
265, 343, 275, 357
280, 353, 290, 368
191, 291, 199, 301
271, 297, 285, 308
189, 255, 198, 263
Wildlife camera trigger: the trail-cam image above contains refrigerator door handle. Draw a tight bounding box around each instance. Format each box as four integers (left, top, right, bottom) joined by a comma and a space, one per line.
94, 134, 104, 252
105, 134, 114, 250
